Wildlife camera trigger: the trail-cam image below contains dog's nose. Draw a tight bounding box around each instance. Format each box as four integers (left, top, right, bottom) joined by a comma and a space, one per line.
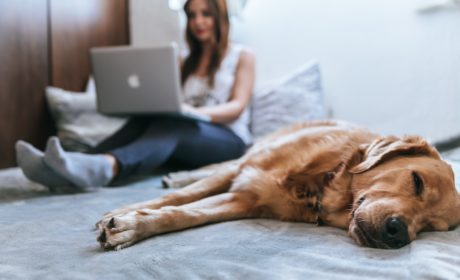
382, 217, 410, 249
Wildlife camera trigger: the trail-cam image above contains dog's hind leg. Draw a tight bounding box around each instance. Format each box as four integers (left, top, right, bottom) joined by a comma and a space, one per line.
96, 164, 239, 229
162, 160, 238, 188
97, 191, 258, 250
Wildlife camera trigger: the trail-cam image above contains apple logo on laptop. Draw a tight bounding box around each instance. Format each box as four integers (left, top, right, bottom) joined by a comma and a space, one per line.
127, 74, 141, 89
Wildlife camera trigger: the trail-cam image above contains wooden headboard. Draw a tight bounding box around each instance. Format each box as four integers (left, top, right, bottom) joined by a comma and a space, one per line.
0, 0, 129, 168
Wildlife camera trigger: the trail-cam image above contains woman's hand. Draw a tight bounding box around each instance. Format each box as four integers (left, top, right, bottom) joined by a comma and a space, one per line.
181, 103, 199, 114
181, 104, 212, 122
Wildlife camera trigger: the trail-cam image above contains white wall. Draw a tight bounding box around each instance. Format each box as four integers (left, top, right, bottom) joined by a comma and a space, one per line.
130, 0, 182, 46
130, 0, 460, 142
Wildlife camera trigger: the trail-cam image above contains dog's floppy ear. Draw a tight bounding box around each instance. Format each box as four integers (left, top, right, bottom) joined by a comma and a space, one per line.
350, 135, 440, 174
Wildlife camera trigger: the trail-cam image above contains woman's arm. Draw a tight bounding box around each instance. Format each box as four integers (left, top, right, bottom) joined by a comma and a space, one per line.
184, 49, 255, 124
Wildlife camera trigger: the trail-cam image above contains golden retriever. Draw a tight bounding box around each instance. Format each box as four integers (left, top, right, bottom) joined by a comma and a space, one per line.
96, 121, 460, 250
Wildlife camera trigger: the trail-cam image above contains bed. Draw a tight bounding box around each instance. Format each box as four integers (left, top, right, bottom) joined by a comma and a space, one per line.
1, 147, 460, 280
7, 2, 460, 278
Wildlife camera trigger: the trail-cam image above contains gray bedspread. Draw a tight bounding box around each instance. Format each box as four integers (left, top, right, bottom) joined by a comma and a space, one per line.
1, 155, 460, 279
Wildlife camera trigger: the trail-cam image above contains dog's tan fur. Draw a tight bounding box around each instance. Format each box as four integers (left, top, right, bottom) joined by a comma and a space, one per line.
96, 121, 460, 250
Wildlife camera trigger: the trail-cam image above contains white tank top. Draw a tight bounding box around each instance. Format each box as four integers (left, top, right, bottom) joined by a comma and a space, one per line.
182, 44, 252, 145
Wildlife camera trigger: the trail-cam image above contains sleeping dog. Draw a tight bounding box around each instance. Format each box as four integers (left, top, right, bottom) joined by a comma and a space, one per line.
96, 121, 460, 250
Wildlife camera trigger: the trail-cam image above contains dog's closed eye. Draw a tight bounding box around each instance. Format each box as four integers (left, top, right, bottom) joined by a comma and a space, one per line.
412, 171, 424, 196
357, 196, 366, 206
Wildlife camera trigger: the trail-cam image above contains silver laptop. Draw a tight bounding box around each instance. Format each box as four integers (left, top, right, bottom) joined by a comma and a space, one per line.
90, 44, 210, 122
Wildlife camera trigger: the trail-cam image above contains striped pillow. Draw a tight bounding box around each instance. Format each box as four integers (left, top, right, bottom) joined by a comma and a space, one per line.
250, 61, 328, 139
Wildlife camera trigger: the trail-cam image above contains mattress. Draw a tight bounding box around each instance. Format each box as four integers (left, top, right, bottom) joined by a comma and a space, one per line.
1, 151, 460, 280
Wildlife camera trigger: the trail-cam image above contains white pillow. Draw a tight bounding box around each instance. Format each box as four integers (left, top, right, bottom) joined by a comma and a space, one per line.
250, 60, 328, 139
46, 78, 127, 151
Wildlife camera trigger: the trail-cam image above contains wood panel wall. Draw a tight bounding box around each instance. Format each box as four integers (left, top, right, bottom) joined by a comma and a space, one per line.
0, 0, 51, 169
0, 0, 129, 168
50, 0, 129, 91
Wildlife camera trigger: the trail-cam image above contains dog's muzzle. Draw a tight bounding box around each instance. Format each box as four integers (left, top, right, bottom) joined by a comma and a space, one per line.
352, 215, 411, 249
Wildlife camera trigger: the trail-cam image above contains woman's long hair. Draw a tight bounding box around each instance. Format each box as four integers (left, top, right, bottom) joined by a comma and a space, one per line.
181, 0, 230, 88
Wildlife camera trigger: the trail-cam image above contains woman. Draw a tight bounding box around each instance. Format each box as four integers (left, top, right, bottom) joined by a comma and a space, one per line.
16, 0, 255, 192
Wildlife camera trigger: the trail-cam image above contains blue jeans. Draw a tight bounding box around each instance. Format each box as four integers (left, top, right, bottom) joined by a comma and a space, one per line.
91, 117, 246, 180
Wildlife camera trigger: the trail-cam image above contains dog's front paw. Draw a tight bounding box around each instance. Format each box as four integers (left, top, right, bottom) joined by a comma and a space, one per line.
95, 207, 137, 230
95, 212, 120, 231
96, 209, 153, 251
95, 201, 160, 230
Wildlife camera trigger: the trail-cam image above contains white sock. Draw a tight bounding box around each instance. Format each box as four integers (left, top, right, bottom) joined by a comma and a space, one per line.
44, 137, 114, 188
15, 141, 82, 193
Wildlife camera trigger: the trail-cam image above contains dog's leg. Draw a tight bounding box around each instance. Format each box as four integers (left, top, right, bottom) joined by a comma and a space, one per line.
162, 160, 238, 188
161, 169, 215, 189
97, 191, 257, 250
96, 165, 239, 229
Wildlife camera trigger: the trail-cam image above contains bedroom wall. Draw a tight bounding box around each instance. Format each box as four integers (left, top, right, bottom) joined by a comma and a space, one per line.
0, 0, 51, 169
130, 0, 182, 47
0, 0, 129, 168
130, 0, 460, 143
